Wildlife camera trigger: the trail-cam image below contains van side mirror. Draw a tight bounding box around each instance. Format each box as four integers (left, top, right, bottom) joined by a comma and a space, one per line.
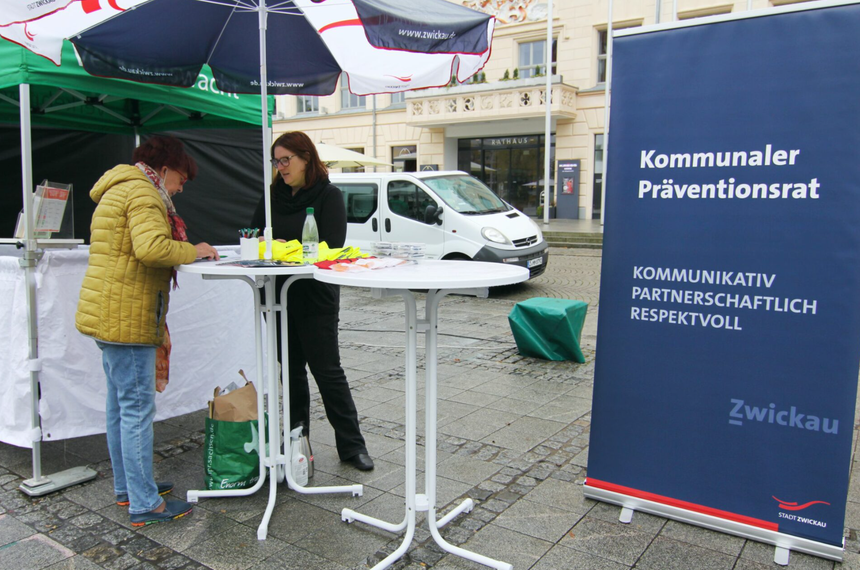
424, 204, 443, 225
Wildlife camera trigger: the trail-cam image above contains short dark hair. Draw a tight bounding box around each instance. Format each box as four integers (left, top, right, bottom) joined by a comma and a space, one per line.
271, 131, 327, 189
132, 136, 198, 181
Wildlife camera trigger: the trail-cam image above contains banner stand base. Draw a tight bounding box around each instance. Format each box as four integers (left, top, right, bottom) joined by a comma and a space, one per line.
774, 546, 791, 566
19, 466, 98, 497
583, 484, 843, 563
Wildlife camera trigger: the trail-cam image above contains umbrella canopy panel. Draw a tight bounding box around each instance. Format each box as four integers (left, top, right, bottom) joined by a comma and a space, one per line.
315, 142, 393, 168
67, 0, 494, 96
0, 40, 271, 134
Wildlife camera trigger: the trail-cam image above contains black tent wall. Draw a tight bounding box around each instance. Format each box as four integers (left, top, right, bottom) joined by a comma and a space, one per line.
0, 127, 264, 245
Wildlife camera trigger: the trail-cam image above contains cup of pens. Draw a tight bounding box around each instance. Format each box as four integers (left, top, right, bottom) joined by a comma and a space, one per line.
240, 228, 259, 260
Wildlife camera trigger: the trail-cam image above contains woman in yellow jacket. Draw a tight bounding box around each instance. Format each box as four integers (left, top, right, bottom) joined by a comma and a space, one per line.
76, 136, 218, 526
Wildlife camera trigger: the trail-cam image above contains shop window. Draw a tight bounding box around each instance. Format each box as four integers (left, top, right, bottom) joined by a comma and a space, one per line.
519, 39, 557, 79
392, 145, 417, 172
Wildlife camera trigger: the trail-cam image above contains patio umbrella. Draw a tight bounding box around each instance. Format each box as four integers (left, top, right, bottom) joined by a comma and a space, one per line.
315, 142, 393, 169
2, 0, 495, 257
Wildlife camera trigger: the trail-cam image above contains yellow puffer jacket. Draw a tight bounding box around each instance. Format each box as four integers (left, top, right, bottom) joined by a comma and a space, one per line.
75, 165, 197, 345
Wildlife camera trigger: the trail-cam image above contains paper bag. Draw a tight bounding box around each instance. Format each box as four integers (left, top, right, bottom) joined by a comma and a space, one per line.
209, 382, 258, 422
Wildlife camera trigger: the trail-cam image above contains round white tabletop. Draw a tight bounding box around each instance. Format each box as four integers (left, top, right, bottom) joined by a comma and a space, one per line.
176, 258, 316, 277
313, 259, 528, 289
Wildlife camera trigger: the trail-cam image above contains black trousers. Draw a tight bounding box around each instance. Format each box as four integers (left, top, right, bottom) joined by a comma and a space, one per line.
278, 311, 367, 460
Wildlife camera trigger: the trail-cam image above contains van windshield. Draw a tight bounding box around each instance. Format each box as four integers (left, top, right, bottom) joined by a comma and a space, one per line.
423, 175, 510, 215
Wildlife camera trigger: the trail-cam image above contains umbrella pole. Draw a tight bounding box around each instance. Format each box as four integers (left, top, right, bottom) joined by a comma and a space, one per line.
259, 1, 273, 260
17, 83, 96, 496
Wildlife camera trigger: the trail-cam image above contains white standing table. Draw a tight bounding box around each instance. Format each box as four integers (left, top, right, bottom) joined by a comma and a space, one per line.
177, 257, 362, 540
316, 260, 529, 570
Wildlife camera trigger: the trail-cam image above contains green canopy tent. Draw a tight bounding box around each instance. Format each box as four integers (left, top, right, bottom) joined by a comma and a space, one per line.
0, 38, 273, 496
0, 39, 267, 133
1, 40, 274, 244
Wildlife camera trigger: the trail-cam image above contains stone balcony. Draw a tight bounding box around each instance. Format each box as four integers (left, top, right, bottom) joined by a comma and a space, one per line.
405, 75, 577, 127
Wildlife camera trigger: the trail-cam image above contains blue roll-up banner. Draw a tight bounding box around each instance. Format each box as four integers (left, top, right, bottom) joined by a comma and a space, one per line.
586, 1, 860, 559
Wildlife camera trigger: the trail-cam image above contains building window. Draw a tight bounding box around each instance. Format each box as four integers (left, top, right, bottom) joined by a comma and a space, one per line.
340, 74, 365, 109
597, 30, 608, 84
297, 96, 318, 114
518, 39, 557, 79
390, 92, 405, 105
592, 134, 604, 219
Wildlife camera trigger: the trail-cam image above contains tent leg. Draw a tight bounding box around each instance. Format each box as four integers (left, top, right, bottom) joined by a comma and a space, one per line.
16, 83, 97, 497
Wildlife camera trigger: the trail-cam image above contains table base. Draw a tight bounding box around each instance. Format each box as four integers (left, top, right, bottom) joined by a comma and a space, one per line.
340, 288, 512, 570
186, 272, 362, 540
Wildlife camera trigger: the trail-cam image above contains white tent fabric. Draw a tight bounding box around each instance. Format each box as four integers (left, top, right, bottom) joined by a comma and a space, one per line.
0, 247, 259, 447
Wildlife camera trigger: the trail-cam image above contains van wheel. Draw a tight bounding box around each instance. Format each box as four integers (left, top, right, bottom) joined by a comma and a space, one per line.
442, 253, 471, 261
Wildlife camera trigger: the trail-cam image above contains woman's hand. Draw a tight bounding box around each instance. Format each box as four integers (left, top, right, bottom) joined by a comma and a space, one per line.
195, 242, 220, 260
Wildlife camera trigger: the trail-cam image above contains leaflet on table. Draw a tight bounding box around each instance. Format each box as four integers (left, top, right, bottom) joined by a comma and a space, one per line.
326, 258, 412, 272
217, 259, 304, 267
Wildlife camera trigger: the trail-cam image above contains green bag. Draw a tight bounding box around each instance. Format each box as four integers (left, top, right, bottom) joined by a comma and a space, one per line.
204, 416, 265, 490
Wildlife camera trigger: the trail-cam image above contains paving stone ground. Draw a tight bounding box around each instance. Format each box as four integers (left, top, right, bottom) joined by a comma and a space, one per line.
1, 247, 858, 569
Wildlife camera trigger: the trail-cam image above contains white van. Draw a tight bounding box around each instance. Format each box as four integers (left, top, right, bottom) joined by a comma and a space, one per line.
331, 171, 548, 278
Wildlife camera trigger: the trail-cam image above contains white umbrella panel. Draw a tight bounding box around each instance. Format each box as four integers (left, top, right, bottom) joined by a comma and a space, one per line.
315, 143, 393, 169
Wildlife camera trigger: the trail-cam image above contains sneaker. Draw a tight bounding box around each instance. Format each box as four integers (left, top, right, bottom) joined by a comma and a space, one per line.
130, 500, 193, 527
116, 481, 174, 506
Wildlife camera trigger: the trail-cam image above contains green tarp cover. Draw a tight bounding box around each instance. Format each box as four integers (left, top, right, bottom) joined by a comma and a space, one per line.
508, 297, 588, 362
0, 40, 272, 134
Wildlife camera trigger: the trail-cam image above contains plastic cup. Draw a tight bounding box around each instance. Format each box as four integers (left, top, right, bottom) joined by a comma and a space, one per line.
240, 238, 258, 260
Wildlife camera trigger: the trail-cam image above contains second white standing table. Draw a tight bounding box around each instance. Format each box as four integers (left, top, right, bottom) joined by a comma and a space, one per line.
316, 260, 529, 570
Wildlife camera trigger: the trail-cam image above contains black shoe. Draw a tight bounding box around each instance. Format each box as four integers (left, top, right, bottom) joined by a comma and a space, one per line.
343, 453, 374, 471
130, 500, 192, 527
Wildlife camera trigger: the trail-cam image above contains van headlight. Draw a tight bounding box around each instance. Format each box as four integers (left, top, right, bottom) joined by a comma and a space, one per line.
530, 220, 543, 242
481, 227, 511, 245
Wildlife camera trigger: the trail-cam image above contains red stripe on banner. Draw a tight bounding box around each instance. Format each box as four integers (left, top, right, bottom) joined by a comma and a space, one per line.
586, 478, 779, 532
319, 19, 362, 34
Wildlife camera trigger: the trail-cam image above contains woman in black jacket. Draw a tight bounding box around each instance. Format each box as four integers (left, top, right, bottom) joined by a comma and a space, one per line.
251, 131, 372, 471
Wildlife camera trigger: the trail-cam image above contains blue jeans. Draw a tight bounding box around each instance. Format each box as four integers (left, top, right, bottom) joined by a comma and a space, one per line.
97, 341, 160, 514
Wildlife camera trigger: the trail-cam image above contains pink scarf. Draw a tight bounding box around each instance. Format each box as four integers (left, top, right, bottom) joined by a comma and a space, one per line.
136, 162, 188, 388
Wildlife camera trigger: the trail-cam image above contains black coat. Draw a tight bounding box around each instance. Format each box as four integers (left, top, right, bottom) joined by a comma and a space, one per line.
251, 176, 346, 315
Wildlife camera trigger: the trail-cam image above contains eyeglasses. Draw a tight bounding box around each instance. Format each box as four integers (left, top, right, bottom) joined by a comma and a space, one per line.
168, 168, 188, 185
270, 155, 298, 168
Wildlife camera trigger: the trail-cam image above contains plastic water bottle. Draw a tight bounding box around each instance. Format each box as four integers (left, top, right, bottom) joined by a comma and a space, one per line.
302, 207, 319, 264
289, 426, 309, 486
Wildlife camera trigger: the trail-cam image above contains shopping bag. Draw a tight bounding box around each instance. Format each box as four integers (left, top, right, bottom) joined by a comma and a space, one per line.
208, 379, 258, 422
204, 378, 264, 490
203, 416, 264, 490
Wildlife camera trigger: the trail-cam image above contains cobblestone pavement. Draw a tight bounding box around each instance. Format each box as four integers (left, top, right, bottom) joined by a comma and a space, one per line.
1, 247, 859, 570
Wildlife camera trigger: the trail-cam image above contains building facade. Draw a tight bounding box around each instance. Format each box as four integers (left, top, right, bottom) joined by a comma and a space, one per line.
272, 0, 808, 220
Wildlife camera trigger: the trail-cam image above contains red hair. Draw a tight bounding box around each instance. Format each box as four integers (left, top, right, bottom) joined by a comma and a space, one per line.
132, 136, 198, 180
